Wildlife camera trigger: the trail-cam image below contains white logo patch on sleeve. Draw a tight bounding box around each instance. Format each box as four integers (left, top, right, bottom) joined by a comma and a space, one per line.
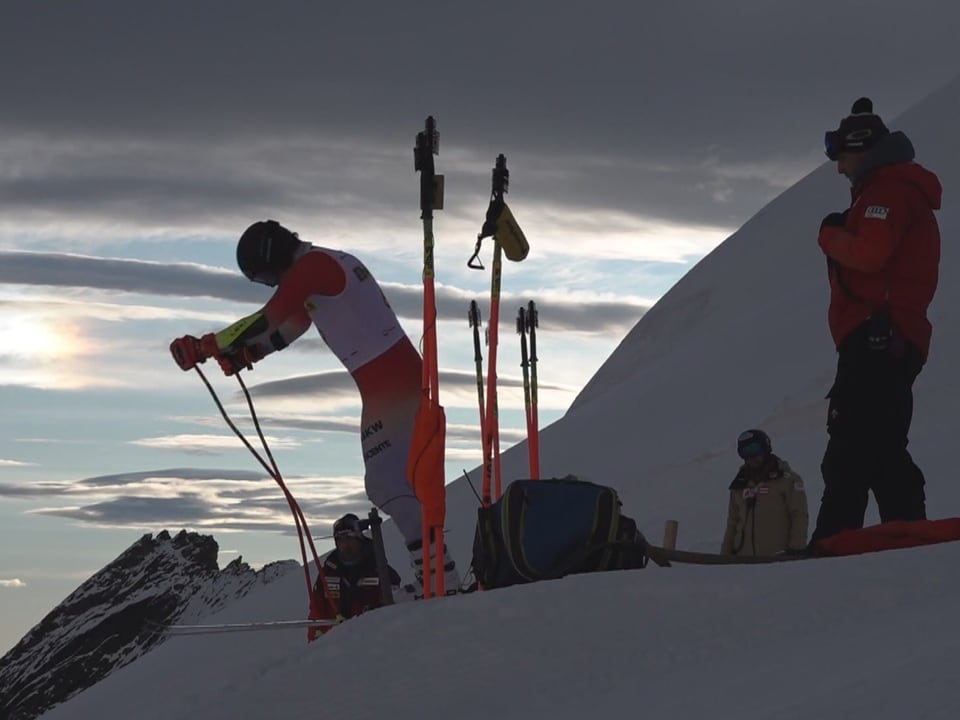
865, 205, 889, 220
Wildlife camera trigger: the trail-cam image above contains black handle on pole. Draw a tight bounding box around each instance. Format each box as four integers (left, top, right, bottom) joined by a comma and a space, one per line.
469, 154, 510, 269
478, 154, 509, 240
491, 153, 509, 200
527, 300, 538, 364
469, 300, 484, 362
414, 116, 439, 220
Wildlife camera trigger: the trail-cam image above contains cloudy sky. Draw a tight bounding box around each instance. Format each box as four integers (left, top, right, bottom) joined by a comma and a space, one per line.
1, 0, 957, 653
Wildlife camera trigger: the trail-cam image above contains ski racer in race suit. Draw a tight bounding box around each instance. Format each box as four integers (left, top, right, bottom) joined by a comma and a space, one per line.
169, 220, 459, 589
312, 513, 406, 635
811, 98, 941, 544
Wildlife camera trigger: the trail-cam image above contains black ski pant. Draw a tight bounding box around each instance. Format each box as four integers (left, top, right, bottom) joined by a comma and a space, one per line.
810, 325, 927, 544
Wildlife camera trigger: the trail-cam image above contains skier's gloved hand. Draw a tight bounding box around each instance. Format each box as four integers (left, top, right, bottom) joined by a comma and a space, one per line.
820, 210, 849, 231
198, 333, 221, 361
216, 346, 262, 376
170, 335, 203, 371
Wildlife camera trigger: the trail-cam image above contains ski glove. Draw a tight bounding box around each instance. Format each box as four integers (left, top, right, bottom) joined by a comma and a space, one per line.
216, 345, 263, 376
171, 332, 261, 375
198, 333, 220, 361
171, 333, 224, 370
820, 210, 849, 231
170, 335, 204, 371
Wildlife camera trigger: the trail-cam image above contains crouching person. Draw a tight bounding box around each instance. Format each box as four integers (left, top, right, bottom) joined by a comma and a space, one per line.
311, 513, 408, 636
721, 430, 809, 556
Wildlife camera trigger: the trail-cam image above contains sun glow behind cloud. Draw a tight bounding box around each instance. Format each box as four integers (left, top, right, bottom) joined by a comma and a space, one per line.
0, 314, 74, 360
0, 308, 100, 389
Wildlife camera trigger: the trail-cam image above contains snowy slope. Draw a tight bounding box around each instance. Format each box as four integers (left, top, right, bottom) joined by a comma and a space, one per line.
39, 544, 960, 720
35, 76, 960, 720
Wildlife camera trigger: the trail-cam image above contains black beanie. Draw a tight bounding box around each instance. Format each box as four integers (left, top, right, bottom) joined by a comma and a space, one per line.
824, 97, 890, 160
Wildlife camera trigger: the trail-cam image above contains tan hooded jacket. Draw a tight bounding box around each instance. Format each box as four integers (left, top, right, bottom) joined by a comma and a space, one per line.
720, 455, 809, 556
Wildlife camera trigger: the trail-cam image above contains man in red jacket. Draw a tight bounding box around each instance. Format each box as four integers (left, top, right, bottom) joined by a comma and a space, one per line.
810, 98, 942, 544
311, 513, 406, 635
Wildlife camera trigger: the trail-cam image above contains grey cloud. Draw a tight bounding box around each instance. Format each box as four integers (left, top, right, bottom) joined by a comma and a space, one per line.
245, 369, 568, 400
215, 491, 375, 526
31, 497, 303, 534
448, 424, 526, 445
0, 482, 73, 498
78, 468, 270, 486
243, 416, 361, 435
16, 466, 370, 534
4, 2, 955, 149
0, 137, 419, 231
0, 251, 647, 334
3, 2, 956, 230
0, 468, 272, 498
35, 495, 216, 524
243, 415, 525, 444
0, 252, 262, 304
31, 494, 381, 539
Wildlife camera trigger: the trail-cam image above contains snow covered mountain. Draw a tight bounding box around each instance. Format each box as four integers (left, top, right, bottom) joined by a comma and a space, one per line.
18, 77, 960, 719
0, 530, 298, 720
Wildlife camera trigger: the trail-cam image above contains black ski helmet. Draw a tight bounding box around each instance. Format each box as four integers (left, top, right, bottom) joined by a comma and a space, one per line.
236, 220, 302, 287
737, 429, 772, 459
333, 513, 364, 539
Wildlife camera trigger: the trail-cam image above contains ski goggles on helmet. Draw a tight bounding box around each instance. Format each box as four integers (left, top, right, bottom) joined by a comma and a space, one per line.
824, 130, 843, 161
737, 441, 768, 460
333, 514, 364, 539
249, 269, 280, 287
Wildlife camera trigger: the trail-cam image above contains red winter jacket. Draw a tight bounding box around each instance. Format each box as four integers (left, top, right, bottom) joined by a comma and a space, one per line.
818, 132, 942, 359
310, 539, 402, 636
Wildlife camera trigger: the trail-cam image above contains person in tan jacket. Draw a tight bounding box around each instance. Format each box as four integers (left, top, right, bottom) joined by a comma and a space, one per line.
721, 429, 809, 556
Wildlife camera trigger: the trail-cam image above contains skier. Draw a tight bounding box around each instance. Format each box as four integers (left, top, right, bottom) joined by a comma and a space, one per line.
721, 430, 809, 556
811, 98, 941, 543
169, 220, 460, 593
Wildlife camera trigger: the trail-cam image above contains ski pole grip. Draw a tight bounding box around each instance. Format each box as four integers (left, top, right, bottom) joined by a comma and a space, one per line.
367, 507, 394, 606
414, 116, 443, 217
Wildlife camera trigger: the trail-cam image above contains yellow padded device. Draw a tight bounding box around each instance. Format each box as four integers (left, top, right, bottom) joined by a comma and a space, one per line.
495, 203, 529, 262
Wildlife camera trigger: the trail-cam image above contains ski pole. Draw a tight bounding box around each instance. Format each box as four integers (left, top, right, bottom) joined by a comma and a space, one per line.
163, 618, 341, 636
468, 154, 529, 501
469, 155, 507, 502
517, 306, 535, 478
526, 300, 540, 479
188, 366, 329, 640
487, 240, 504, 500
412, 115, 447, 597
469, 300, 490, 505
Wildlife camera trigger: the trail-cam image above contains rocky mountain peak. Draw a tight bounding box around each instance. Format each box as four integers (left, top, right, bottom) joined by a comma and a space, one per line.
0, 530, 297, 720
